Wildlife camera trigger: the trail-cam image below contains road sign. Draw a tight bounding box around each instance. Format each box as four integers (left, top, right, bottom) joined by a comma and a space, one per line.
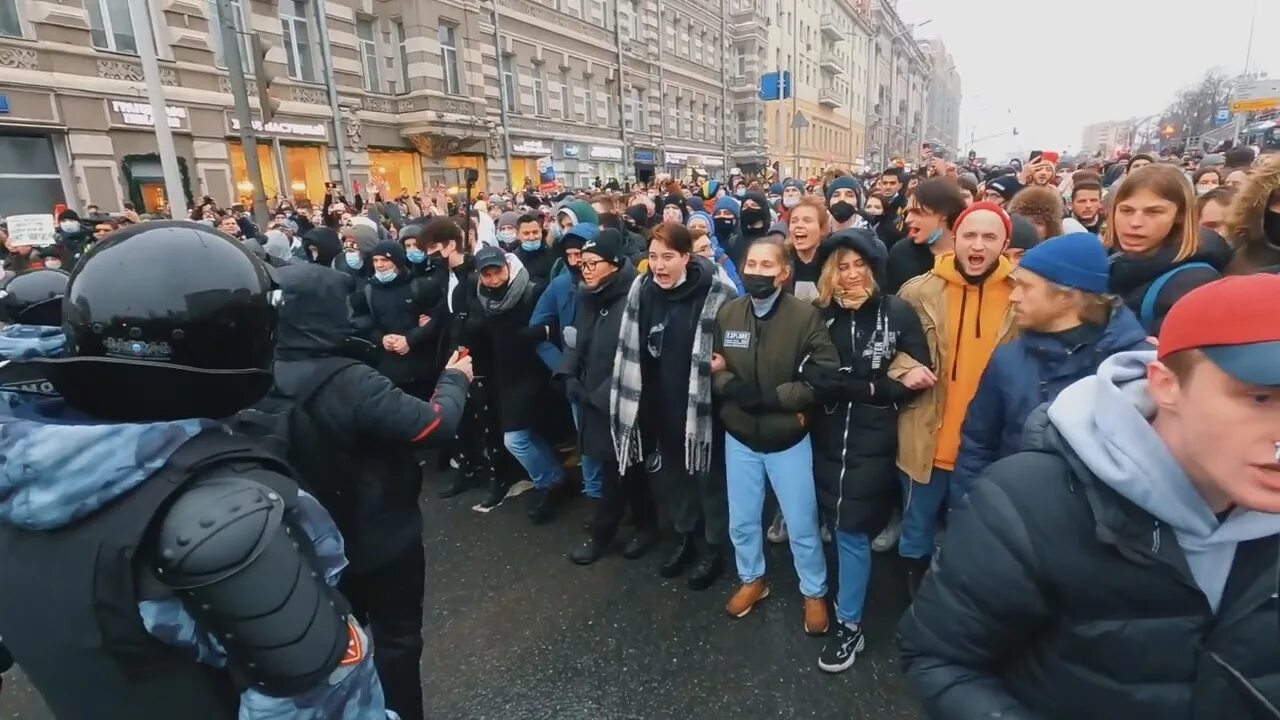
791, 110, 809, 129
1215, 107, 1231, 126
1230, 98, 1279, 113
759, 71, 791, 101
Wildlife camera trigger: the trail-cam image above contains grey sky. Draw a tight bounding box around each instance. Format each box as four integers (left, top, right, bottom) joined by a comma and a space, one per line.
896, 0, 1280, 162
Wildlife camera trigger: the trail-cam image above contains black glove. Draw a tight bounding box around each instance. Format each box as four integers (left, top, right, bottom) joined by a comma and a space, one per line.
801, 363, 846, 393
516, 325, 548, 344
723, 378, 780, 412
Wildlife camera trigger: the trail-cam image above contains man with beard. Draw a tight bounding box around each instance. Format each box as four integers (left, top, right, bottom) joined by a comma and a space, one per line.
779, 179, 805, 223
889, 201, 1019, 593
876, 168, 910, 249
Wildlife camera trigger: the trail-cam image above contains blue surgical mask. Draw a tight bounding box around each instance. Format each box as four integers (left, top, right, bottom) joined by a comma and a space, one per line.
925, 228, 944, 246
344, 251, 363, 269
375, 268, 397, 283
498, 229, 517, 245
520, 239, 542, 252
735, 188, 747, 198
406, 248, 426, 263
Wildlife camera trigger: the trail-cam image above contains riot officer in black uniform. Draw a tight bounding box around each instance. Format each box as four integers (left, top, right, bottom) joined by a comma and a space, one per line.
0, 267, 70, 398
0, 222, 392, 719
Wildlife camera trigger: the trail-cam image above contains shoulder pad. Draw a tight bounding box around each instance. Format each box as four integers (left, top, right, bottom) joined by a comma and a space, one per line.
155, 475, 284, 588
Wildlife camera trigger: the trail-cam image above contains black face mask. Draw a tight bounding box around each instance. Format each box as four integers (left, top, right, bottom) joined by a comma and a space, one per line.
741, 207, 770, 231
599, 212, 623, 231
741, 273, 778, 299
829, 202, 857, 223
1265, 208, 1280, 248
713, 217, 737, 238
479, 282, 508, 300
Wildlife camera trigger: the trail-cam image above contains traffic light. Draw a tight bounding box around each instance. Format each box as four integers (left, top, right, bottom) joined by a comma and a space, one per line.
252, 35, 280, 124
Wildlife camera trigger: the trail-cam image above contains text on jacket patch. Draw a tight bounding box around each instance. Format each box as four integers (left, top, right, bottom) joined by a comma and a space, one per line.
723, 330, 751, 349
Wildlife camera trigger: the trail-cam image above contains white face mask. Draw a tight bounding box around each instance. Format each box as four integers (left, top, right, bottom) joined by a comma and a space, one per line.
782, 196, 800, 209
44, 258, 62, 270
60, 220, 79, 233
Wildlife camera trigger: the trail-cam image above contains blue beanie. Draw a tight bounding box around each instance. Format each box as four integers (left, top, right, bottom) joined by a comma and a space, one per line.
688, 211, 713, 230
825, 175, 860, 203
712, 196, 741, 219
768, 183, 783, 195
1015, 232, 1110, 294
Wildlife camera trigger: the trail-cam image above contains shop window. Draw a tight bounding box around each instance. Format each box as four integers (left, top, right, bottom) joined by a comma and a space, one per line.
438, 24, 461, 95
357, 18, 381, 92
0, 135, 66, 216
280, 0, 316, 82
395, 20, 410, 92
0, 0, 22, 38
86, 0, 139, 54
368, 150, 422, 196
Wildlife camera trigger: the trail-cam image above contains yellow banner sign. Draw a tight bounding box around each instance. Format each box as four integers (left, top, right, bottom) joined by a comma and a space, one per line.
1230, 98, 1279, 113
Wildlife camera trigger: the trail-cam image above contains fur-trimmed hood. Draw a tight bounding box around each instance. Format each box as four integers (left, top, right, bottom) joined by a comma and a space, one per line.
1225, 153, 1280, 274
1007, 186, 1065, 239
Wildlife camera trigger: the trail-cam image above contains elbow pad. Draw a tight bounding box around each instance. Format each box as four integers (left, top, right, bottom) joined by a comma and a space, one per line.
153, 475, 349, 697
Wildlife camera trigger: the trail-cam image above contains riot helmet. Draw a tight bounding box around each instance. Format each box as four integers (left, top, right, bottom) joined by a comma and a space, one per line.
29, 220, 279, 421
0, 268, 70, 327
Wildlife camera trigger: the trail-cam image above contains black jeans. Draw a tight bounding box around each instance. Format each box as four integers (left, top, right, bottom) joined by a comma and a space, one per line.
590, 459, 657, 543
339, 542, 426, 720
656, 442, 728, 547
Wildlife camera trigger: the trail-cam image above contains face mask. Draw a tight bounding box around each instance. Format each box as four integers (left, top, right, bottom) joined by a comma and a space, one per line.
479, 282, 508, 300
520, 239, 542, 252
767, 195, 781, 206
44, 258, 62, 270
829, 202, 857, 223
406, 248, 426, 263
865, 207, 883, 217
375, 268, 397, 283
345, 251, 363, 269
499, 229, 517, 244
714, 217, 737, 237
741, 273, 778, 299
925, 228, 945, 246
735, 188, 747, 198
60, 221, 79, 233
741, 208, 770, 230
782, 196, 800, 209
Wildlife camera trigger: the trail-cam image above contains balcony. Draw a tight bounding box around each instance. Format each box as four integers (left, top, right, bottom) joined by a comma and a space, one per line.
820, 14, 843, 40
729, 72, 759, 93
820, 50, 845, 75
819, 87, 843, 108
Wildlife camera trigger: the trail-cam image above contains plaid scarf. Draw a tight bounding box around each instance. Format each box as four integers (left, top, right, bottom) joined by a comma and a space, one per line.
610, 263, 736, 473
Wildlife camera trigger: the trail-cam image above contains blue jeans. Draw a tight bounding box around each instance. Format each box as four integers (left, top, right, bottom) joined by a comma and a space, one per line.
898, 468, 951, 560
503, 429, 564, 490
725, 432, 827, 598
570, 402, 603, 499
834, 529, 871, 625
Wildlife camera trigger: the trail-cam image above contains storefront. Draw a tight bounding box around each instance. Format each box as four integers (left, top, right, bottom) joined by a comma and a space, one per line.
633, 148, 658, 184
367, 150, 422, 196
106, 99, 196, 213
587, 144, 624, 186
227, 113, 329, 205
0, 131, 74, 216
508, 137, 554, 189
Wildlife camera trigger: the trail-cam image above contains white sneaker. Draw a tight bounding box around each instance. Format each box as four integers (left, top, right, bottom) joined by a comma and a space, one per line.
767, 513, 788, 544
872, 512, 902, 553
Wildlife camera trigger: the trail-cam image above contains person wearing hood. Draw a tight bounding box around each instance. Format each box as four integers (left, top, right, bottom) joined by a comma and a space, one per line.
888, 204, 1018, 593
336, 224, 379, 331
888, 180, 969, 294
1105, 165, 1232, 335
737, 192, 773, 252
712, 236, 840, 633
804, 228, 928, 674
1224, 153, 1280, 274
899, 274, 1280, 720
465, 246, 569, 522
53, 209, 92, 266
271, 261, 472, 720
827, 176, 868, 232
398, 222, 436, 278
514, 212, 555, 285
610, 222, 738, 590
950, 233, 1151, 507
875, 168, 910, 249
563, 232, 656, 564
364, 241, 441, 399
689, 211, 744, 294
300, 226, 342, 267
0, 223, 396, 719
554, 200, 599, 246
711, 195, 747, 266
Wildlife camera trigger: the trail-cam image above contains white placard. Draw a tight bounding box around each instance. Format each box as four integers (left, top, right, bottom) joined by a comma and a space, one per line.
6, 214, 56, 246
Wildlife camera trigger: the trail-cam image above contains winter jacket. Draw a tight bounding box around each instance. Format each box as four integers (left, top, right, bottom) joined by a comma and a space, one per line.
876, 192, 909, 249
364, 269, 438, 387
529, 270, 578, 373
712, 292, 839, 453
898, 352, 1280, 720
1225, 153, 1280, 274
887, 238, 937, 294
889, 255, 1017, 483
54, 226, 94, 266
559, 263, 637, 461
514, 243, 556, 286
273, 262, 467, 571
950, 306, 1150, 504
1108, 228, 1231, 335
809, 294, 927, 533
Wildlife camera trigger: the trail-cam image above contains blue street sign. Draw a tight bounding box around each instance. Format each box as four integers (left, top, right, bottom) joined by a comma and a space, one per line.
759, 71, 791, 101
1215, 107, 1230, 127
0, 95, 9, 114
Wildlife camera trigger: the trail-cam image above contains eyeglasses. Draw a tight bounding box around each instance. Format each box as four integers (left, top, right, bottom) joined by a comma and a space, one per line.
581, 258, 606, 272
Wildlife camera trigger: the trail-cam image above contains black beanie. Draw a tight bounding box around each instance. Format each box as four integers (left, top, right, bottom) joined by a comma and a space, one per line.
57, 209, 80, 223
370, 240, 408, 269
581, 228, 625, 267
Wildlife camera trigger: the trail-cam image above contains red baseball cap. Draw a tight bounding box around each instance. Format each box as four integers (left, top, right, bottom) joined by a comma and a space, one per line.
1157, 274, 1280, 386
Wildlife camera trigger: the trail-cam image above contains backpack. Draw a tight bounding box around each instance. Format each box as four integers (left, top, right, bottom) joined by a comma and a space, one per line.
1138, 262, 1217, 331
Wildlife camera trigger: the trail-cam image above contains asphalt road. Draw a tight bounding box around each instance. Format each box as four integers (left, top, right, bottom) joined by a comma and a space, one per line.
0, 474, 923, 720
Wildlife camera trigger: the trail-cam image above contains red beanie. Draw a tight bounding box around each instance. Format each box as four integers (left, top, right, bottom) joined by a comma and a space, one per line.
952, 201, 1012, 240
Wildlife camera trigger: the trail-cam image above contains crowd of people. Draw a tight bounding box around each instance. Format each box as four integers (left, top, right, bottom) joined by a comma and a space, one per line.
0, 140, 1278, 720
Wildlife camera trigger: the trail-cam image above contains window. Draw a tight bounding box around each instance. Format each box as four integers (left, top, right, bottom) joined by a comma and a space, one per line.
563, 0, 582, 16
395, 20, 410, 92
605, 78, 617, 126
532, 64, 546, 115
438, 24, 461, 95
0, 136, 68, 214
632, 87, 646, 131
208, 0, 251, 71
0, 0, 19, 38
502, 56, 518, 113
584, 82, 595, 124
280, 0, 315, 81
86, 0, 138, 54
560, 70, 573, 119
357, 19, 381, 92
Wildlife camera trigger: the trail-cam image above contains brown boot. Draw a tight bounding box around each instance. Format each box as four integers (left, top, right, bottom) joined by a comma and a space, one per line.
725, 579, 770, 618
803, 597, 830, 636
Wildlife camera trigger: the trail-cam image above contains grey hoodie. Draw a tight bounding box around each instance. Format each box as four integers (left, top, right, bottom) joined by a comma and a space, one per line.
1047, 350, 1280, 612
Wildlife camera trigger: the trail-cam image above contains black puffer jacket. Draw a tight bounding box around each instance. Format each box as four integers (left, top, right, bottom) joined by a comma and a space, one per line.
559, 262, 637, 461
809, 292, 927, 533
365, 268, 437, 387
1108, 228, 1231, 334
898, 409, 1280, 720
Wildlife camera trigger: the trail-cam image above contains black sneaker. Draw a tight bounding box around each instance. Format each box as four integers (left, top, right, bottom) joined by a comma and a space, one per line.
570, 537, 607, 565
818, 622, 865, 674
479, 475, 513, 510
526, 483, 566, 525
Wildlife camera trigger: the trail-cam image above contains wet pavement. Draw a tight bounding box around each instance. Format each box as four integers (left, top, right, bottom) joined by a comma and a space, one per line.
1, 475, 923, 719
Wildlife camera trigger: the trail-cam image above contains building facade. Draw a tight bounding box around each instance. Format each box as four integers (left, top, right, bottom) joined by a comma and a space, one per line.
1081, 119, 1133, 159
919, 37, 959, 157
865, 0, 929, 168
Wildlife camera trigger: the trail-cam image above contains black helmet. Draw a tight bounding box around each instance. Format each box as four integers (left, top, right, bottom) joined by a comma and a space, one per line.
30, 220, 279, 421
0, 268, 70, 326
